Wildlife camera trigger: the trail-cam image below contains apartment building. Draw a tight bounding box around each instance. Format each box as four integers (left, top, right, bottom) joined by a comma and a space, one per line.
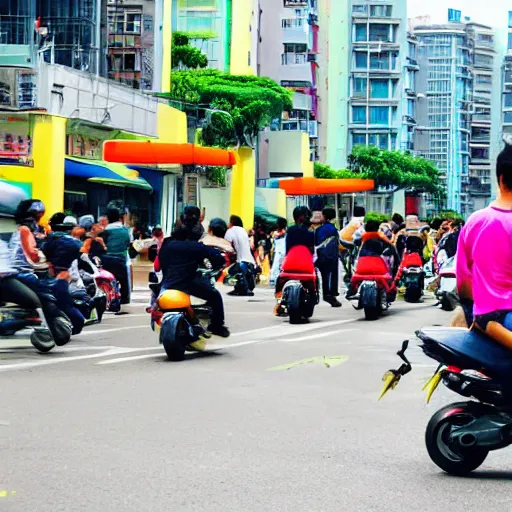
415, 20, 496, 216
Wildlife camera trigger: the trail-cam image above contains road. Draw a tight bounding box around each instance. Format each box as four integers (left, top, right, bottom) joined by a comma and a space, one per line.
1, 286, 511, 512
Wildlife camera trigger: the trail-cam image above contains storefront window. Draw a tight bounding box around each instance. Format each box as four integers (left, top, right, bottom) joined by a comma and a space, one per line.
0, 113, 33, 165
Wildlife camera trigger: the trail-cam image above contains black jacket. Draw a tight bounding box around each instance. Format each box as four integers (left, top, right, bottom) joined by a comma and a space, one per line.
286, 224, 314, 254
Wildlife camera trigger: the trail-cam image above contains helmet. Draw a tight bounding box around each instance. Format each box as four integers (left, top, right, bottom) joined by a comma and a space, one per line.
14, 199, 45, 224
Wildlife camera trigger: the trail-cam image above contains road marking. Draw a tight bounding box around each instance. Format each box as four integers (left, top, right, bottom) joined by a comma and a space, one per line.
268, 356, 349, 371
97, 338, 270, 365
76, 325, 148, 336
279, 328, 356, 343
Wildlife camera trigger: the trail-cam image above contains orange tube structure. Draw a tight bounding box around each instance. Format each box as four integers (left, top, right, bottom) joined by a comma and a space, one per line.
103, 140, 237, 166
279, 177, 374, 196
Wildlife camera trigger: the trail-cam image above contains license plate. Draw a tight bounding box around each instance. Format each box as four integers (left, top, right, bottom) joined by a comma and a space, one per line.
422, 367, 445, 403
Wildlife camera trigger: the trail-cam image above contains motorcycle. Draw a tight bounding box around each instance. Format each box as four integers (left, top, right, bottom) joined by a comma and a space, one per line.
347, 255, 396, 320
398, 252, 425, 303
149, 264, 223, 361
380, 327, 512, 476
436, 255, 458, 311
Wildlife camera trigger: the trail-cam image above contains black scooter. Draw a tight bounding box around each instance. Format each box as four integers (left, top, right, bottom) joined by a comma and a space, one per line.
380, 328, 512, 476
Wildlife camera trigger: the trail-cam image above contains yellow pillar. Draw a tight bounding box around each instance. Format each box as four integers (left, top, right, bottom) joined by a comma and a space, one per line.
230, 146, 255, 229
31, 115, 66, 219
157, 104, 187, 143
230, 0, 253, 75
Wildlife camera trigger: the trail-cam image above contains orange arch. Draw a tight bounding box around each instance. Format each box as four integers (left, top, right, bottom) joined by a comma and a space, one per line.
279, 177, 375, 195
103, 140, 237, 166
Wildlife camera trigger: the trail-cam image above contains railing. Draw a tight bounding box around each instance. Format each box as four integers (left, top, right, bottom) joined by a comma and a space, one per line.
0, 15, 33, 45
281, 53, 308, 65
284, 0, 308, 6
282, 18, 307, 29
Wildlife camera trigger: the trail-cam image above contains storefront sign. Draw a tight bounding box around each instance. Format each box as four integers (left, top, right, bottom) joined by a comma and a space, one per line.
0, 115, 32, 165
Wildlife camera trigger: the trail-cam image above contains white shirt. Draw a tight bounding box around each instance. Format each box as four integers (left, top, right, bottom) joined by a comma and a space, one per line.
225, 226, 255, 264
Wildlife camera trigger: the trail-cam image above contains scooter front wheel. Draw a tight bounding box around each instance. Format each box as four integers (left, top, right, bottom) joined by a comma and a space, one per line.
425, 402, 488, 476
30, 329, 55, 353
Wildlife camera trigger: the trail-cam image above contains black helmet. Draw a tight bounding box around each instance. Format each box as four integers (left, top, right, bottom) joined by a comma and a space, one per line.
293, 206, 311, 223
14, 199, 45, 225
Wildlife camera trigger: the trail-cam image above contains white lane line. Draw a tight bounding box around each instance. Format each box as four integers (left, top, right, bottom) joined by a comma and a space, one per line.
279, 328, 356, 343
97, 339, 270, 365
76, 325, 148, 336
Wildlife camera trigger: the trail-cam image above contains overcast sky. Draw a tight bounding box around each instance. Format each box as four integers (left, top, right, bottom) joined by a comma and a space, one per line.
408, 0, 508, 28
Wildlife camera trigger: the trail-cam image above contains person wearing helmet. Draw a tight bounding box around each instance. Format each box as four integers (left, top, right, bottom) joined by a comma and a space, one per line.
285, 206, 314, 255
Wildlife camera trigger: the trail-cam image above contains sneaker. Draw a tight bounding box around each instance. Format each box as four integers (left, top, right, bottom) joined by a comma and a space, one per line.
227, 290, 240, 296
208, 325, 231, 338
325, 296, 342, 308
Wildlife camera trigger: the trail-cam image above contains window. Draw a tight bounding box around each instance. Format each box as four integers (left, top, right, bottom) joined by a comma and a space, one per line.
407, 99, 415, 118
125, 13, 141, 33
355, 52, 367, 69
391, 134, 397, 149
352, 106, 366, 124
353, 77, 367, 97
369, 24, 392, 43
282, 18, 306, 28
478, 34, 493, 43
508, 33, 512, 51
354, 24, 367, 42
505, 93, 512, 108
369, 106, 388, 125
108, 10, 142, 34
352, 4, 367, 14
367, 133, 388, 149
352, 134, 366, 146
370, 79, 388, 99
504, 112, 512, 123
370, 52, 389, 70
123, 53, 136, 71
370, 5, 392, 17
284, 43, 307, 53
509, 11, 512, 29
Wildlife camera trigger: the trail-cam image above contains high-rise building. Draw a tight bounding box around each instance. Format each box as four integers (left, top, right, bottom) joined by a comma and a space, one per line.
414, 20, 496, 217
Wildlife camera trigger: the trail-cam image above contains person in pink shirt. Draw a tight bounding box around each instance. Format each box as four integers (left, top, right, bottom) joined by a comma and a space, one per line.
457, 141, 512, 335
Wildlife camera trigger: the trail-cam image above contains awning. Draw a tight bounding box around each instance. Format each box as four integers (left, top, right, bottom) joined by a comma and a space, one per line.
65, 157, 152, 191
279, 177, 374, 196
103, 141, 237, 166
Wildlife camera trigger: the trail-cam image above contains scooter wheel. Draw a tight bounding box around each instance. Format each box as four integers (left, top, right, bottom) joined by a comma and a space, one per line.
425, 402, 488, 476
30, 329, 55, 353
364, 306, 380, 321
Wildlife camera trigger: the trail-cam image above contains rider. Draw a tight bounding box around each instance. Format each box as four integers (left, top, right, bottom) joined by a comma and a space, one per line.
457, 140, 512, 337
158, 220, 230, 338
285, 206, 314, 255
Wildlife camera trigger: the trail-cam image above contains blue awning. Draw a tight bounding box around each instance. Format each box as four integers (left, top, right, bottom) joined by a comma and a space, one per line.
65, 157, 152, 191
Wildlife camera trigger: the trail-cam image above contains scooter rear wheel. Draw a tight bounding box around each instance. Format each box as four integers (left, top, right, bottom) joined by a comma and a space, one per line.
425, 402, 489, 476
30, 329, 55, 353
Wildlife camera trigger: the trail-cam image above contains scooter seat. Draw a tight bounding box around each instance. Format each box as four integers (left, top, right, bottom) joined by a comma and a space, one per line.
417, 327, 512, 382
279, 272, 317, 282
157, 290, 191, 310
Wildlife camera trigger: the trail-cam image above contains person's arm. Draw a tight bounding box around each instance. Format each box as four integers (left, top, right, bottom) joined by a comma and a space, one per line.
81, 238, 92, 254
201, 245, 225, 268
20, 226, 39, 262
456, 226, 472, 302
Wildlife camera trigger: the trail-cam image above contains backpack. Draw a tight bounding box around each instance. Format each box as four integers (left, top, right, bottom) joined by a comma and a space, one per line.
316, 236, 339, 264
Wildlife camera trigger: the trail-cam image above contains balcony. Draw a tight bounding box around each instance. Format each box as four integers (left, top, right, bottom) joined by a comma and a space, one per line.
472, 114, 491, 123
281, 18, 309, 44
284, 0, 308, 6
282, 53, 308, 65
292, 92, 312, 110
0, 15, 35, 67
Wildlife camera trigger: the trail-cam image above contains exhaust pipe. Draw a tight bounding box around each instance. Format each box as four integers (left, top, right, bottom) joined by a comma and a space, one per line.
458, 433, 477, 448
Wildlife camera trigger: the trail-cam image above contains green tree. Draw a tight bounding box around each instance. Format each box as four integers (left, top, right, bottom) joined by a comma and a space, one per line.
165, 70, 292, 148
172, 32, 208, 70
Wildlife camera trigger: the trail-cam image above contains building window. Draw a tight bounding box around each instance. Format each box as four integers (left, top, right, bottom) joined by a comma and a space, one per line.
505, 93, 512, 108
353, 77, 367, 97
368, 133, 389, 149
352, 134, 366, 146
108, 10, 142, 34
354, 24, 367, 42
370, 5, 392, 17
369, 106, 388, 125
369, 24, 392, 43
504, 112, 512, 123
370, 79, 388, 99
391, 134, 397, 149
354, 52, 367, 69
352, 106, 367, 124
352, 5, 367, 14
407, 99, 415, 118
509, 11, 512, 29
369, 51, 397, 70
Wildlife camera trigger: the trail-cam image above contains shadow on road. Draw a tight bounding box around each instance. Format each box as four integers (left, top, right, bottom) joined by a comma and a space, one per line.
440, 470, 512, 481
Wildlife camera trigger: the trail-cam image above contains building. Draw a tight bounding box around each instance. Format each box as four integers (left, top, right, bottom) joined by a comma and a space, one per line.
257, 0, 317, 181
414, 20, 497, 217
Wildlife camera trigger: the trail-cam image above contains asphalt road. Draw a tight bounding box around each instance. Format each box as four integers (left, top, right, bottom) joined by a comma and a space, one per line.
1, 286, 511, 512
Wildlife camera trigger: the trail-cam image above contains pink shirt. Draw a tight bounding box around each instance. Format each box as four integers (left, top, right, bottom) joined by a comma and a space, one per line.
457, 206, 512, 315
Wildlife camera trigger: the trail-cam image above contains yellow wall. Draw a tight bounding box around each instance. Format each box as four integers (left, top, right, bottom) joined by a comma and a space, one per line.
230, 0, 254, 75
255, 187, 287, 219
0, 114, 66, 220
157, 103, 187, 144
229, 146, 255, 228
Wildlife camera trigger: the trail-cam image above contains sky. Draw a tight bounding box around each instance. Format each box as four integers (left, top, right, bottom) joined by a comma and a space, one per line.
408, 0, 508, 29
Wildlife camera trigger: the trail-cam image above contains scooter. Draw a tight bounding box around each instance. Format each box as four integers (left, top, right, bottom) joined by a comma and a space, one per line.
274, 269, 319, 324
347, 255, 396, 320
398, 252, 425, 303
149, 264, 224, 361
379, 328, 512, 476
436, 255, 458, 311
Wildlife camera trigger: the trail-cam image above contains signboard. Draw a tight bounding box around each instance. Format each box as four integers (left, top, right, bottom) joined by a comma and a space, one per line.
0, 179, 31, 217
0, 114, 32, 165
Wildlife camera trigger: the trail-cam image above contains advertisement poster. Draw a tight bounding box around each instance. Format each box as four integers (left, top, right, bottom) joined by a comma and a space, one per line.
0, 179, 31, 217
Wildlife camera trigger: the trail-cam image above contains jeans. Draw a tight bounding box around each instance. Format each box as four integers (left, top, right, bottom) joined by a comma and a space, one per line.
229, 262, 255, 295
162, 277, 225, 328
102, 255, 130, 304
316, 260, 339, 298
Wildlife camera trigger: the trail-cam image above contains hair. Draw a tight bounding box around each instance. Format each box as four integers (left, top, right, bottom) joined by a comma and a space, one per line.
322, 207, 336, 222
49, 212, 66, 229
365, 220, 380, 233
392, 213, 404, 226
106, 208, 120, 223
230, 215, 243, 228
209, 218, 228, 238
171, 223, 190, 241
276, 217, 287, 231
293, 206, 311, 223
353, 206, 366, 218
497, 141, 512, 190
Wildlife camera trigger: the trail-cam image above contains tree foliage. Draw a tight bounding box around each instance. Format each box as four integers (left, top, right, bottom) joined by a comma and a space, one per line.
168, 70, 292, 148
172, 32, 208, 70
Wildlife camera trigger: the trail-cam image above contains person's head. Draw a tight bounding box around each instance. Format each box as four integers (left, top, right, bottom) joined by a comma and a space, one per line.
99, 216, 109, 228
311, 211, 323, 226
392, 213, 404, 226
209, 218, 228, 238
450, 219, 464, 231
106, 208, 120, 224
439, 219, 452, 235
49, 212, 66, 231
353, 206, 366, 218
229, 215, 244, 228
71, 227, 86, 240
496, 140, 512, 192
79, 214, 94, 232
365, 219, 380, 233
322, 207, 336, 223
170, 222, 190, 241
14, 199, 45, 225
292, 206, 311, 225
276, 217, 287, 231
182, 206, 201, 226
152, 226, 163, 239
91, 223, 103, 237
420, 225, 431, 236
379, 223, 393, 241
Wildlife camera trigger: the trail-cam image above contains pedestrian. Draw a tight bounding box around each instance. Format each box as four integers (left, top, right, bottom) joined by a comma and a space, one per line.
98, 215, 109, 230
269, 217, 287, 286
315, 207, 342, 308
